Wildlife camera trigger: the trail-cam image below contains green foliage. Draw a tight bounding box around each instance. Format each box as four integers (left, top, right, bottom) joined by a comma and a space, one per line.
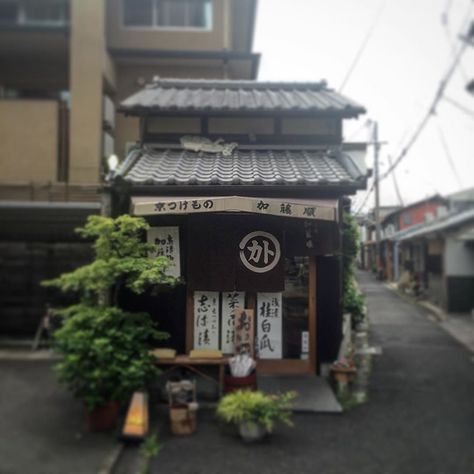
139, 432, 162, 474
54, 305, 166, 409
342, 212, 366, 327
140, 432, 162, 460
43, 215, 177, 410
216, 390, 296, 433
43, 215, 177, 302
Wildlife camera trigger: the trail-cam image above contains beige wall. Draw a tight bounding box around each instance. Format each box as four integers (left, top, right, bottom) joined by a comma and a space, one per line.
106, 0, 226, 51
0, 100, 58, 182
69, 0, 107, 184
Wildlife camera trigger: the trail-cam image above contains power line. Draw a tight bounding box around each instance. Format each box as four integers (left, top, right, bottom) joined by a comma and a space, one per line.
387, 154, 404, 206
339, 3, 386, 93
441, 0, 470, 81
379, 37, 469, 182
354, 182, 374, 215
435, 120, 463, 188
443, 95, 474, 120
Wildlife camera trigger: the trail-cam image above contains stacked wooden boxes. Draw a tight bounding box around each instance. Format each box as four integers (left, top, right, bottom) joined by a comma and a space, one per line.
166, 380, 198, 435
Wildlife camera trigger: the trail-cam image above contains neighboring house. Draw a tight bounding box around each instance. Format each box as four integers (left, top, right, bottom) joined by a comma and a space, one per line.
360, 195, 448, 280
397, 208, 474, 313
359, 206, 400, 274
0, 0, 258, 334
107, 78, 368, 374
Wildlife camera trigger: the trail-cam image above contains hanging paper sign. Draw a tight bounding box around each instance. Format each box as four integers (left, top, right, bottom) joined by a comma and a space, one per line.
193, 291, 219, 349
221, 292, 245, 354
257, 293, 282, 359
234, 309, 255, 357
147, 227, 181, 278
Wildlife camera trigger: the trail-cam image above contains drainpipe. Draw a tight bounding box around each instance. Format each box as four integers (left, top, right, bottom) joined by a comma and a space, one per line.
394, 240, 400, 281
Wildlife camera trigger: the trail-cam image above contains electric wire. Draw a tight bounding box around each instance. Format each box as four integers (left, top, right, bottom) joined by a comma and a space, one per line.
443, 95, 474, 120
339, 2, 386, 93
378, 37, 469, 183
435, 120, 464, 188
387, 154, 404, 206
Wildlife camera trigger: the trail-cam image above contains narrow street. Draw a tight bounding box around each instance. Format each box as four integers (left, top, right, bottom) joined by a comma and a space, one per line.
1, 272, 473, 474
151, 271, 474, 474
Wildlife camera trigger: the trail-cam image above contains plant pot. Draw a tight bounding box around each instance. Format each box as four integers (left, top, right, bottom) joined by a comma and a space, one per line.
86, 401, 120, 432
238, 421, 267, 442
224, 373, 257, 394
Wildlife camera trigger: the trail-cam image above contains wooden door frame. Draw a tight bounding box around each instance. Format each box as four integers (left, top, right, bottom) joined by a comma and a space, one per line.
256, 255, 317, 375
185, 256, 318, 374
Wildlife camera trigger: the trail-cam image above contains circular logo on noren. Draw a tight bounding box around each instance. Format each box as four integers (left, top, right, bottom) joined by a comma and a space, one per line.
239, 231, 281, 274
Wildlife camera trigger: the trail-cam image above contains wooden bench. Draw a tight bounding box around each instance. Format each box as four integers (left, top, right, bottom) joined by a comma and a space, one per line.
155, 355, 228, 397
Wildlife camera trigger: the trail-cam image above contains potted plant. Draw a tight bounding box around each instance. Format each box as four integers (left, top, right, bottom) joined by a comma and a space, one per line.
43, 215, 178, 431
216, 390, 296, 442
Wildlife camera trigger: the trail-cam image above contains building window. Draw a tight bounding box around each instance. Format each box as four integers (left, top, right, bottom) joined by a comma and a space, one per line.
123, 0, 212, 29
23, 0, 69, 26
402, 212, 412, 226
0, 0, 69, 26
123, 0, 153, 27
0, 1, 19, 23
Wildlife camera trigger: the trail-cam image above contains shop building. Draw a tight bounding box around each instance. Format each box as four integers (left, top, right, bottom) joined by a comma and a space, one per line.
107, 78, 368, 373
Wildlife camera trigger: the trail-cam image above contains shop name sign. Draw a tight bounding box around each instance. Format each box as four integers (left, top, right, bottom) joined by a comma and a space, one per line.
133, 196, 336, 222
239, 231, 281, 274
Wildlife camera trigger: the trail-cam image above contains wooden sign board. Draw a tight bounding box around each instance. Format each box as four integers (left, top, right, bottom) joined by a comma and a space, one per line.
234, 308, 255, 357
256, 292, 282, 359
193, 291, 219, 349
147, 226, 181, 278
221, 292, 245, 354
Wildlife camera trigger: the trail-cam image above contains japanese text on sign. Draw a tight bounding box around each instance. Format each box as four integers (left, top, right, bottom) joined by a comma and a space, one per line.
193, 291, 219, 349
234, 309, 255, 357
257, 292, 282, 359
239, 231, 281, 274
221, 292, 245, 354
147, 227, 181, 278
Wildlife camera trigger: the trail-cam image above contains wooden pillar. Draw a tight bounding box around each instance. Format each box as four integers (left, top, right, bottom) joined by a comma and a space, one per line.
309, 256, 317, 373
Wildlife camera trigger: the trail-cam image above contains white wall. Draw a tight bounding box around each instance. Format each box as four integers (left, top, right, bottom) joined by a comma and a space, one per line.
445, 238, 474, 277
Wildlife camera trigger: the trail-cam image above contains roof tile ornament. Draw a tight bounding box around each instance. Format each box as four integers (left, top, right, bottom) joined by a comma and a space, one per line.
180, 136, 238, 156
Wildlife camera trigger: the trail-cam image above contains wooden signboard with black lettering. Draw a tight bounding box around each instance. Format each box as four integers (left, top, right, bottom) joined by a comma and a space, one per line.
234, 308, 255, 357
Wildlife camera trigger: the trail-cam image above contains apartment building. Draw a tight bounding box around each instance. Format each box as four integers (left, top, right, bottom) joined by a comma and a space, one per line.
0, 0, 259, 334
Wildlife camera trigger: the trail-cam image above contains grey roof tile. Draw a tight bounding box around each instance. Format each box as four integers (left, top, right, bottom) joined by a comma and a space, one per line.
118, 147, 366, 189
119, 79, 366, 117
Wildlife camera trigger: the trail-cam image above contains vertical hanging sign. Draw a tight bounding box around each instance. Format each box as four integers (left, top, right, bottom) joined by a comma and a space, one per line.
147, 227, 181, 278
193, 291, 219, 349
234, 309, 255, 357
221, 292, 245, 354
257, 292, 282, 359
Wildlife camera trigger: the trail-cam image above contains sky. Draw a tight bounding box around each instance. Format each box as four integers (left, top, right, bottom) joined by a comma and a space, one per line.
253, 0, 474, 211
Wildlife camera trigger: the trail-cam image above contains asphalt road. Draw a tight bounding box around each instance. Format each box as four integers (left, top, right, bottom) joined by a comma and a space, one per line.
0, 271, 473, 474
152, 271, 474, 474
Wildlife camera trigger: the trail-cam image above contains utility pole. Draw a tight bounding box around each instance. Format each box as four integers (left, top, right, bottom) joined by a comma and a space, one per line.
373, 121, 381, 278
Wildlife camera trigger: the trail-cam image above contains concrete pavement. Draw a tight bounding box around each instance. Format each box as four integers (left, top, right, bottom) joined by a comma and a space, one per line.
0, 360, 118, 474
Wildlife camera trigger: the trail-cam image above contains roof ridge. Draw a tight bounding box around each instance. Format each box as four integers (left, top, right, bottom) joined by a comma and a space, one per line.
146, 78, 329, 91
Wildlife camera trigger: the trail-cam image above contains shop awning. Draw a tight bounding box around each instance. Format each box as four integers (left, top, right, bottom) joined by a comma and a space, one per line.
131, 195, 338, 222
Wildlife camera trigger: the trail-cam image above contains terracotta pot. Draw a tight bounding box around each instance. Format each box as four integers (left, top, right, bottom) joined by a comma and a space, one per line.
86, 401, 120, 432
239, 421, 267, 442
224, 373, 257, 394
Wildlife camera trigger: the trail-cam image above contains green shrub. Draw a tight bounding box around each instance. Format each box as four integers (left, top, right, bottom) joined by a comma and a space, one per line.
342, 212, 366, 327
43, 215, 178, 409
216, 390, 296, 433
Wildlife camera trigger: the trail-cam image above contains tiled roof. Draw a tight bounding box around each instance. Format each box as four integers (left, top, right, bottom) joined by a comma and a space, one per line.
119, 79, 366, 117
397, 208, 474, 241
116, 146, 367, 188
